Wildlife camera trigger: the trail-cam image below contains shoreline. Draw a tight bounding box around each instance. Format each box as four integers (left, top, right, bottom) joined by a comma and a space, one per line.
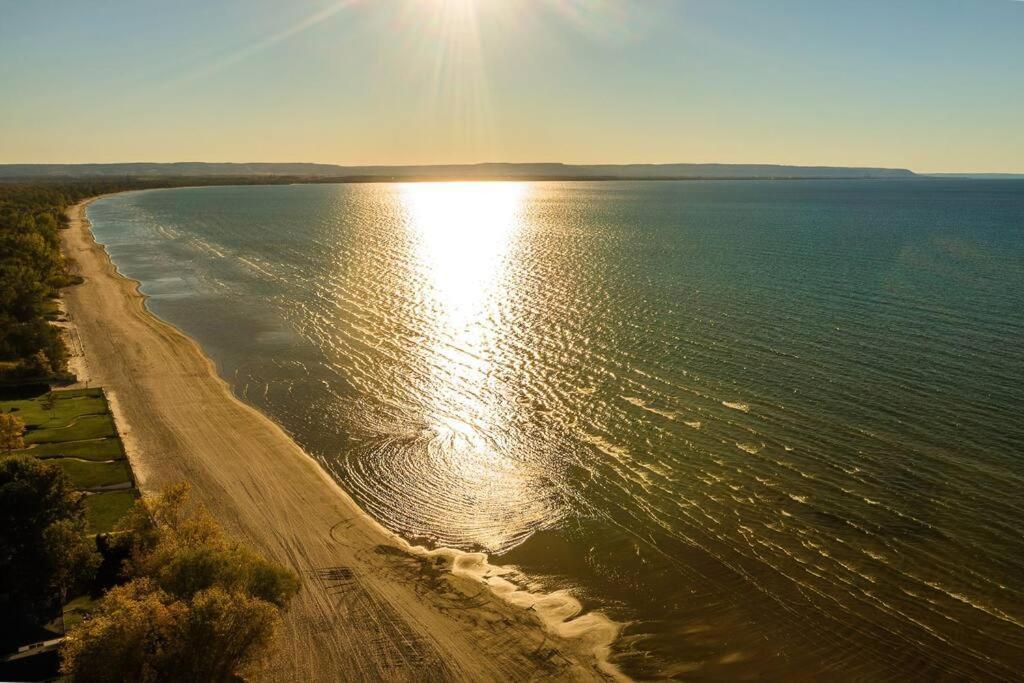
61, 194, 622, 681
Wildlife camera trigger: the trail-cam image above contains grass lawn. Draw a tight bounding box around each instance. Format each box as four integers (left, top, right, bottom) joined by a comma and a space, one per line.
61, 594, 99, 631
25, 413, 117, 444
85, 490, 138, 534
3, 387, 137, 531
51, 458, 132, 490
2, 388, 107, 429
15, 438, 124, 461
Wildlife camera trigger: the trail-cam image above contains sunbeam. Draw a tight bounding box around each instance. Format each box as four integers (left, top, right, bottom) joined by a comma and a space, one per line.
174, 0, 358, 86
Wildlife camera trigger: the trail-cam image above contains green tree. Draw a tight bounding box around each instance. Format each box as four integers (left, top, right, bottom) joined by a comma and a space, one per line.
171, 586, 281, 681
115, 483, 299, 607
0, 457, 99, 645
44, 519, 103, 603
22, 349, 54, 378
41, 391, 56, 421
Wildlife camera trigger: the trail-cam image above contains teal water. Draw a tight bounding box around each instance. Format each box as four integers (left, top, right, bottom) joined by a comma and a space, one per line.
89, 180, 1024, 680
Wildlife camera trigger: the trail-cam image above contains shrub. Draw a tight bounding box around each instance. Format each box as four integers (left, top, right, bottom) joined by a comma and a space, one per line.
62, 484, 299, 681
0, 412, 26, 453
60, 579, 281, 683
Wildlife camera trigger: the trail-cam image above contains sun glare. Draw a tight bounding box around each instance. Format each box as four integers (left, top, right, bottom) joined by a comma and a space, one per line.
401, 181, 526, 324
398, 181, 539, 551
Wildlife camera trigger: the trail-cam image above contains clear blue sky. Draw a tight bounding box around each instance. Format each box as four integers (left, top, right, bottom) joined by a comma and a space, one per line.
1, 0, 1021, 171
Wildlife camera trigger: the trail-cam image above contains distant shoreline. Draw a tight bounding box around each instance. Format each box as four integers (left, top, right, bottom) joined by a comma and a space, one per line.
9, 174, 927, 183
2, 160, 918, 184
1, 174, 943, 193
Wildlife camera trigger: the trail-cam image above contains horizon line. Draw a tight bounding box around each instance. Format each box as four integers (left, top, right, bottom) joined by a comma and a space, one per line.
1, 161, 1022, 176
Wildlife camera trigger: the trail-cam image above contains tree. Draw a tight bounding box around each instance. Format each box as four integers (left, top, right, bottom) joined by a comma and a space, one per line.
41, 391, 56, 421
61, 580, 280, 683
44, 519, 103, 603
0, 457, 99, 645
0, 412, 26, 454
24, 350, 54, 378
114, 483, 299, 607
62, 484, 299, 681
59, 579, 186, 683
170, 586, 280, 681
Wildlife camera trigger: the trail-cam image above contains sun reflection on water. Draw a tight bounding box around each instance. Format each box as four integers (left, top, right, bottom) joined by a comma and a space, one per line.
401, 181, 526, 324
397, 181, 552, 551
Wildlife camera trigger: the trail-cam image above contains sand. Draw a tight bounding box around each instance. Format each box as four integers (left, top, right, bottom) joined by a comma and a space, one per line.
59, 196, 621, 681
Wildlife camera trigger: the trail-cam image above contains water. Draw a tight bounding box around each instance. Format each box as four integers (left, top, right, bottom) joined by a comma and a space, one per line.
88, 179, 1024, 680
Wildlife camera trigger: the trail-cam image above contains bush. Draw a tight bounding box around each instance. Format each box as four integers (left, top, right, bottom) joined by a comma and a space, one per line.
0, 412, 26, 453
60, 579, 281, 683
62, 484, 299, 681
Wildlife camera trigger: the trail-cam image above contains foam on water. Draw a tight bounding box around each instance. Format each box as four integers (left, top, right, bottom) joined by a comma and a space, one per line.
439, 549, 626, 681
624, 395, 679, 420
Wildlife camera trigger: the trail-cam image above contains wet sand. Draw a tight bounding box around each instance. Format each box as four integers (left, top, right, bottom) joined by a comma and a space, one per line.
60, 196, 619, 681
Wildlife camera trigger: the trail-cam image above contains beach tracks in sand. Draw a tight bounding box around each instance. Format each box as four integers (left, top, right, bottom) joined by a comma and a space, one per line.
61, 197, 612, 681
307, 561, 450, 679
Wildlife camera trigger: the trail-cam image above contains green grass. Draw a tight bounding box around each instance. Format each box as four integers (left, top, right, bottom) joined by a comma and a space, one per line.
2, 388, 107, 430
85, 490, 138, 534
2, 387, 137, 534
62, 594, 99, 631
51, 458, 131, 490
25, 414, 117, 444
15, 437, 124, 461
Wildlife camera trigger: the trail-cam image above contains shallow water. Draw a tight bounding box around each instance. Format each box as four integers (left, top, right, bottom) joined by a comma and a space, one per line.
89, 179, 1024, 680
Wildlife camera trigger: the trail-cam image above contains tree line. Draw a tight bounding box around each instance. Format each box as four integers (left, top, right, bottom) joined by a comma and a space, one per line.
0, 183, 81, 382
0, 180, 165, 383
0, 177, 306, 384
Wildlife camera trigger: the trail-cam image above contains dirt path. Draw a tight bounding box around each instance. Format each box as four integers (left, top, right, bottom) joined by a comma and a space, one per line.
59, 196, 618, 682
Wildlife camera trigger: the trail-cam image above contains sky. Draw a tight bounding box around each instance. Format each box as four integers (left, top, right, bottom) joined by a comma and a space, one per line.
0, 0, 1021, 172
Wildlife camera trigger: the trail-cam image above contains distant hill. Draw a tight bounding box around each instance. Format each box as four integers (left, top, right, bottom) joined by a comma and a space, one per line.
927, 173, 1024, 180
0, 162, 916, 181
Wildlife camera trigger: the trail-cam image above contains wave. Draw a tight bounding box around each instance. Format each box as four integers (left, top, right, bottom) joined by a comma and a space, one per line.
623, 395, 677, 420
427, 548, 627, 681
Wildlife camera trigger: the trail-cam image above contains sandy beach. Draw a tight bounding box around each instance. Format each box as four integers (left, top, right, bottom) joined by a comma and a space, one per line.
60, 196, 619, 682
